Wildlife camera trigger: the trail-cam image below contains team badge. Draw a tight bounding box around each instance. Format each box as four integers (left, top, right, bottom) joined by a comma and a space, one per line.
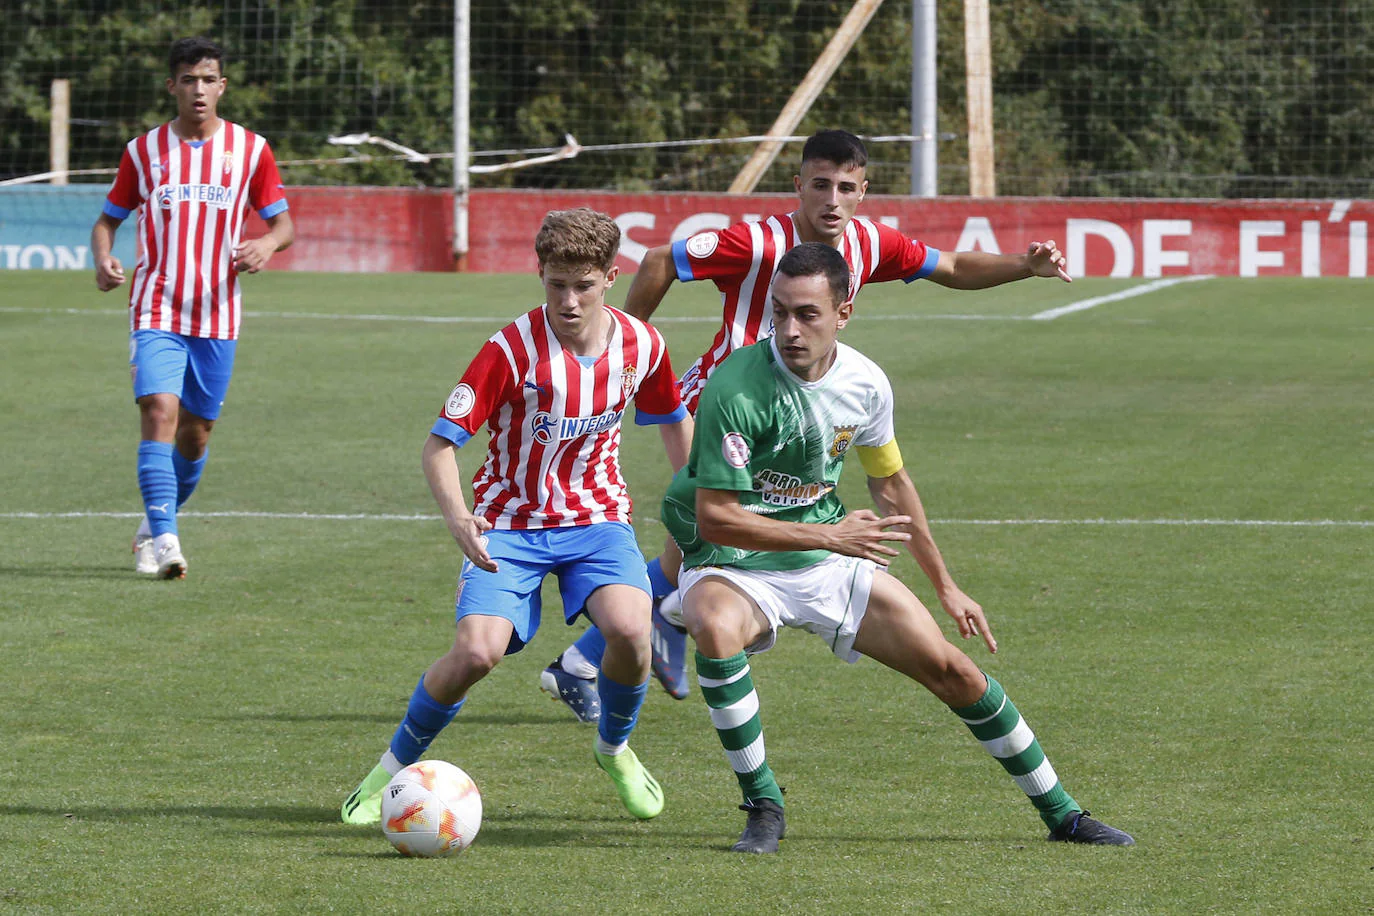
722, 432, 751, 468
221, 153, 234, 177
445, 383, 476, 418
829, 425, 859, 458
620, 365, 637, 398
686, 232, 719, 259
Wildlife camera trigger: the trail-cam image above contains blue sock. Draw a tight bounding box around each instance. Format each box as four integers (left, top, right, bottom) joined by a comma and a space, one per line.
137, 440, 178, 538
596, 672, 649, 747
646, 557, 673, 600
389, 676, 465, 766
571, 626, 607, 669
172, 448, 207, 509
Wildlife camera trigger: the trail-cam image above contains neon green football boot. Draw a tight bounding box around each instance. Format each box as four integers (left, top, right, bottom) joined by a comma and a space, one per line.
594, 746, 664, 820
341, 763, 392, 825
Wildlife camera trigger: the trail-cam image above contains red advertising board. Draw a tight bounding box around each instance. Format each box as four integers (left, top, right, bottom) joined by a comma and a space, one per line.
248, 188, 1371, 277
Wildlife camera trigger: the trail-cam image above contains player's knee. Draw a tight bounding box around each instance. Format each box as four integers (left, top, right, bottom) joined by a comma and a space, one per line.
139, 397, 179, 430
918, 647, 984, 706
599, 615, 650, 652
441, 642, 503, 683
682, 605, 745, 658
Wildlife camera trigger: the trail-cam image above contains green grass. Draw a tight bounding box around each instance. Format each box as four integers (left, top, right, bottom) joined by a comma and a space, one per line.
0, 272, 1370, 914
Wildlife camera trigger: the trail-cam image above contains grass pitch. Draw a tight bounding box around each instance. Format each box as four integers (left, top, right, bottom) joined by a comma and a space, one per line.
0, 271, 1369, 914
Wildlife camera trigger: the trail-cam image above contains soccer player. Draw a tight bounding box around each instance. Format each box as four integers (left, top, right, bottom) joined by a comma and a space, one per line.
542, 129, 1072, 717
341, 208, 692, 826
91, 36, 294, 579
665, 242, 1133, 852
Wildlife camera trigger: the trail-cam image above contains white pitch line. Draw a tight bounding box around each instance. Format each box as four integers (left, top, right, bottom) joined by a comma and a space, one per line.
1030, 275, 1213, 321
0, 510, 1368, 528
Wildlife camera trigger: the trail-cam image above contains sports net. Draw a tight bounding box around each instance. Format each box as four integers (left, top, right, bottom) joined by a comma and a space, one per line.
1, 0, 1371, 198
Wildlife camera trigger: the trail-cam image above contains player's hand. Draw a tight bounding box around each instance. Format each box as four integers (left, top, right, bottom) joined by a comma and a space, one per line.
1026, 240, 1071, 283
452, 514, 497, 573
232, 237, 277, 274
95, 255, 126, 291
827, 509, 912, 566
939, 586, 997, 654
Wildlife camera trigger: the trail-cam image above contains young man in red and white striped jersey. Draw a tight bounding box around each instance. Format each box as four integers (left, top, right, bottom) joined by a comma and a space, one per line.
341, 208, 692, 826
91, 36, 294, 579
543, 129, 1072, 715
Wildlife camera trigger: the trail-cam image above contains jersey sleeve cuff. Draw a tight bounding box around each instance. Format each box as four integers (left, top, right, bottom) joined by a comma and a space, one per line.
670, 239, 696, 281
257, 198, 289, 219
903, 246, 941, 283
430, 416, 474, 448
634, 403, 689, 426
102, 200, 132, 220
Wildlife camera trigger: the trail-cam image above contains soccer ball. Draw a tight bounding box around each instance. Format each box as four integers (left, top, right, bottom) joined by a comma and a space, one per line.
381, 760, 482, 857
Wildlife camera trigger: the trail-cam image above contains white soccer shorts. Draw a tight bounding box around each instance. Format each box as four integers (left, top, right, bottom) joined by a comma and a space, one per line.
677, 553, 878, 663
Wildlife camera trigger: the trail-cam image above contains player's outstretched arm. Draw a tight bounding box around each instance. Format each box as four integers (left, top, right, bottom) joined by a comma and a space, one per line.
233, 211, 295, 274
91, 213, 126, 291
696, 487, 910, 565
622, 244, 678, 321
422, 433, 496, 572
867, 468, 997, 653
927, 240, 1071, 289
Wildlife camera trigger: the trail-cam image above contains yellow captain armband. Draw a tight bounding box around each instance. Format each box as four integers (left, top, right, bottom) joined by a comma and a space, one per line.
856, 439, 904, 478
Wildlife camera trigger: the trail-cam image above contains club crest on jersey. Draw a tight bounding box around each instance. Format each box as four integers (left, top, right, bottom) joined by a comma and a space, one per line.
531, 408, 624, 445
619, 365, 637, 398
220, 153, 234, 176
829, 425, 859, 458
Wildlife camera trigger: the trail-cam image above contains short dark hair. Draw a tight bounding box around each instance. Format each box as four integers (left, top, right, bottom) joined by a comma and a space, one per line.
776, 242, 851, 307
169, 37, 224, 76
801, 129, 867, 170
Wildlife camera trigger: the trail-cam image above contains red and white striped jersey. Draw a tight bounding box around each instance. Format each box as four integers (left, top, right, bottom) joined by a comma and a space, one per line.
669, 212, 940, 412
431, 305, 685, 530
104, 121, 289, 341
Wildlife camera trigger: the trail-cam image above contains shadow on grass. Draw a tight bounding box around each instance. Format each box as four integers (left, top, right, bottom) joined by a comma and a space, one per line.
0, 804, 336, 824
0, 565, 135, 580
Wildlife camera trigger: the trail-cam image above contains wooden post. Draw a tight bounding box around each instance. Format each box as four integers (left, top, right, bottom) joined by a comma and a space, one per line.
728, 0, 886, 194
964, 0, 995, 197
50, 79, 70, 186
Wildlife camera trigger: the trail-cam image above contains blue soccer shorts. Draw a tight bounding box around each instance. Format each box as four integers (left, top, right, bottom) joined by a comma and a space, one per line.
454, 521, 652, 655
129, 329, 237, 420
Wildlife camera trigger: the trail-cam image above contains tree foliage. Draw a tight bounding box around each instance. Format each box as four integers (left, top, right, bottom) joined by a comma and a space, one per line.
2, 0, 1370, 197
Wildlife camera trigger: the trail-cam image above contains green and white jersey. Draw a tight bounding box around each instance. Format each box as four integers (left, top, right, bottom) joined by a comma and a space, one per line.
662, 337, 896, 571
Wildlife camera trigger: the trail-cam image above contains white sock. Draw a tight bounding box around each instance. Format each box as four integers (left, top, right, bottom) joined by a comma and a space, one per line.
594, 736, 627, 756
380, 749, 403, 776
561, 645, 598, 680
658, 589, 684, 628
136, 516, 152, 538
153, 532, 179, 551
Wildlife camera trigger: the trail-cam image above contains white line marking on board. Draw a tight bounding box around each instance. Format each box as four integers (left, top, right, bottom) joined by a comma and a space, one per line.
1329, 200, 1352, 223
1, 510, 1368, 528
1030, 275, 1213, 321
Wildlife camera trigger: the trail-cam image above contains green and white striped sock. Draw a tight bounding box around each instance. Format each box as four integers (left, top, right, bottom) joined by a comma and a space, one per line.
696, 651, 783, 808
952, 674, 1080, 829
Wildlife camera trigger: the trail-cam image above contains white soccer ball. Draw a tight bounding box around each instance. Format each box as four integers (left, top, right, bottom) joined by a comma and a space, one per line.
381, 760, 482, 857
